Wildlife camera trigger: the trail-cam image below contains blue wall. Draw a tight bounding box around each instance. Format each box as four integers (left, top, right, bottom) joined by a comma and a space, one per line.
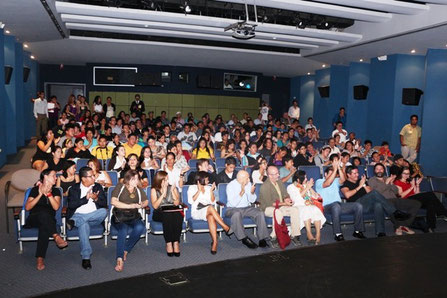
313, 68, 331, 137
419, 49, 447, 177
299, 75, 315, 125
14, 41, 24, 147
0, 29, 7, 166
346, 62, 369, 140
4, 35, 17, 155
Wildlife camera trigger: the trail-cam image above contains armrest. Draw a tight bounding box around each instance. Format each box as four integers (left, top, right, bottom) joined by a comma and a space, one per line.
215, 201, 226, 207
62, 207, 67, 217
144, 206, 151, 215
4, 181, 11, 201
13, 208, 21, 220
180, 203, 188, 210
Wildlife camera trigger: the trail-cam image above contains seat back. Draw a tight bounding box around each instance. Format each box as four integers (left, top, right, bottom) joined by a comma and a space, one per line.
298, 166, 321, 182
188, 159, 215, 169
182, 185, 192, 220
419, 177, 433, 193
216, 158, 226, 168
107, 171, 118, 186
430, 177, 447, 193
76, 158, 90, 170
366, 165, 375, 178
21, 187, 64, 228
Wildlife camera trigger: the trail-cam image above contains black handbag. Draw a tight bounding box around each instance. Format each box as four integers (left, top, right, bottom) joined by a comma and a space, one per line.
112, 186, 142, 224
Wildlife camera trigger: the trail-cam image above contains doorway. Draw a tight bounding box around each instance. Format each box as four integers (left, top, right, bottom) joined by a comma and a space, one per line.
44, 83, 86, 110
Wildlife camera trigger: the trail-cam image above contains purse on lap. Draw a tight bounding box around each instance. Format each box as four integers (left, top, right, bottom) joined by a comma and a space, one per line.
112, 185, 142, 224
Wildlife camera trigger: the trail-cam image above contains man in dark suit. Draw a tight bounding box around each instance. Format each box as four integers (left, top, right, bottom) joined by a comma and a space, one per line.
130, 94, 145, 118
67, 166, 108, 270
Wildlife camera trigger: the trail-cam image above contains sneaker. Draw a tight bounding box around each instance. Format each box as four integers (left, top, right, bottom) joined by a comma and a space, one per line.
395, 227, 403, 236
334, 234, 345, 242
400, 226, 415, 235
291, 236, 302, 246
270, 238, 279, 249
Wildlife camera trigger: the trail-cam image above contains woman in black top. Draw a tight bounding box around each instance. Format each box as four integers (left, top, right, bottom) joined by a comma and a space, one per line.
64, 138, 93, 160
293, 143, 315, 168
32, 130, 57, 171
120, 153, 149, 188
24, 169, 68, 270
43, 146, 65, 173
56, 160, 79, 196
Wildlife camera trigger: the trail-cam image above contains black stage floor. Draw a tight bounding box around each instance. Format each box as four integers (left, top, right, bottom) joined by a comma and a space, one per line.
40, 233, 447, 298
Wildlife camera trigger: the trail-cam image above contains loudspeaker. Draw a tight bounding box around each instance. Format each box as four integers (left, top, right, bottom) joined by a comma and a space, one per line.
197, 75, 211, 88
402, 88, 423, 105
23, 67, 31, 83
353, 85, 369, 100
210, 75, 222, 89
4, 66, 13, 84
136, 72, 161, 86
318, 85, 330, 98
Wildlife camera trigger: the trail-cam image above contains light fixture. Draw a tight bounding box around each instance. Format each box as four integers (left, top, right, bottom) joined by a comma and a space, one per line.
359, 58, 363, 62
239, 81, 245, 87
272, 36, 277, 40
322, 64, 326, 68
307, 72, 311, 75
5, 30, 11, 34
411, 49, 416, 54
24, 44, 29, 48
181, 1, 191, 14
30, 55, 35, 59
317, 18, 332, 30
296, 19, 308, 29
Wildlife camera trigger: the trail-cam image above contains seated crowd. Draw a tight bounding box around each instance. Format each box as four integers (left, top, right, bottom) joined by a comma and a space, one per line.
24, 94, 446, 272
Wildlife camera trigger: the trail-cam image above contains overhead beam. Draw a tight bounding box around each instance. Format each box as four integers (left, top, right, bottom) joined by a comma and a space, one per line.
311, 0, 429, 15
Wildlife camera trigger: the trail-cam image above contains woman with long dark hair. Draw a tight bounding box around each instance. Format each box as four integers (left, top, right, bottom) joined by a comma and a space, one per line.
107, 145, 127, 174
88, 158, 113, 188
32, 130, 57, 171
191, 137, 215, 160
120, 153, 149, 188
56, 160, 79, 196
25, 169, 67, 270
43, 146, 65, 173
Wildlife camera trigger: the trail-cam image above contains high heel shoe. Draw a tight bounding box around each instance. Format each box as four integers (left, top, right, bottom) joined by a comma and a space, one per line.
167, 252, 174, 257
225, 227, 234, 239
174, 252, 180, 257
211, 242, 217, 255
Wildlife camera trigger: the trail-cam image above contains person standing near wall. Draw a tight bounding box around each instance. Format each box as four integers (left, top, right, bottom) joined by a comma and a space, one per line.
130, 94, 145, 118
332, 107, 347, 128
400, 115, 422, 163
33, 91, 48, 138
288, 99, 300, 123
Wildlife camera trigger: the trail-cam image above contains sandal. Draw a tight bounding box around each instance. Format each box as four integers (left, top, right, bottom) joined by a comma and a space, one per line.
36, 257, 45, 271
115, 258, 124, 272
53, 234, 68, 249
123, 251, 128, 261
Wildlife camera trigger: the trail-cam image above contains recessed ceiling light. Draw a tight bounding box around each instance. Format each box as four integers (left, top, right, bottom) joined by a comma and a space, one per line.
5, 30, 10, 34
322, 64, 326, 68
359, 59, 363, 62
24, 44, 29, 48
272, 37, 277, 40
30, 55, 35, 59
411, 49, 416, 54
307, 72, 311, 75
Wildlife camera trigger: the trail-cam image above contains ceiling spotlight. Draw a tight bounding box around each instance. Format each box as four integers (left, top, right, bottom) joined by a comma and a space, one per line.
359, 58, 363, 62
141, 0, 157, 10
307, 72, 311, 75
5, 30, 11, 34
30, 55, 35, 59
24, 44, 29, 48
181, 1, 191, 14
411, 49, 416, 54
317, 19, 332, 30
272, 36, 277, 40
239, 81, 245, 87
322, 64, 326, 68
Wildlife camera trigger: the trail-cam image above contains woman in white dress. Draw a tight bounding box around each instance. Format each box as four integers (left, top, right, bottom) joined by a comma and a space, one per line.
88, 158, 113, 188
287, 170, 326, 245
251, 156, 268, 184
187, 171, 232, 255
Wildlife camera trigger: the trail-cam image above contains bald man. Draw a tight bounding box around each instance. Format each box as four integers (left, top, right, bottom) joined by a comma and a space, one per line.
259, 166, 302, 247
225, 171, 270, 249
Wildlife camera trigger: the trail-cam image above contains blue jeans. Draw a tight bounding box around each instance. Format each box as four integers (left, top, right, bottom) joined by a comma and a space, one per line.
325, 202, 364, 234
356, 190, 396, 234
113, 218, 145, 259
71, 208, 108, 259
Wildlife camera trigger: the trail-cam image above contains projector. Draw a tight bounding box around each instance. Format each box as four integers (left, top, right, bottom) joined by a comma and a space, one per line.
224, 21, 257, 40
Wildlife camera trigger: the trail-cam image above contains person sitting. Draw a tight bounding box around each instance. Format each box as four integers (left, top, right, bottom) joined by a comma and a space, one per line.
66, 166, 108, 270
91, 135, 114, 160
160, 143, 188, 171
259, 166, 302, 247
368, 163, 419, 234
163, 152, 189, 191
65, 138, 93, 160
186, 158, 216, 185
187, 171, 233, 254
24, 169, 68, 270
220, 139, 237, 159
111, 170, 148, 272
151, 171, 184, 257
87, 158, 113, 188
191, 137, 215, 161
394, 166, 447, 232
269, 146, 288, 167
83, 128, 98, 152
341, 166, 410, 237
56, 160, 79, 196
241, 142, 260, 169
123, 133, 142, 158
216, 156, 238, 185
359, 140, 376, 160
331, 121, 348, 144
369, 151, 392, 167
328, 138, 341, 156
293, 143, 315, 168
225, 171, 270, 249
139, 146, 160, 171
251, 156, 268, 184
32, 130, 57, 171
314, 145, 332, 172
389, 154, 405, 176
316, 161, 366, 241
43, 146, 65, 173
120, 153, 149, 188
177, 123, 197, 151
287, 171, 326, 245
107, 145, 127, 174
279, 155, 297, 183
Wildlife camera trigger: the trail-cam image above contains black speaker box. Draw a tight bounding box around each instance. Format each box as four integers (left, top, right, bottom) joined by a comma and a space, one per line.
23, 66, 31, 83
318, 85, 330, 98
4, 66, 13, 84
402, 88, 423, 105
197, 75, 211, 88
353, 85, 369, 100
136, 72, 161, 86
210, 75, 222, 89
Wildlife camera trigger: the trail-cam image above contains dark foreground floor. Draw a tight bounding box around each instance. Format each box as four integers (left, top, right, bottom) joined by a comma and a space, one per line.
40, 232, 447, 298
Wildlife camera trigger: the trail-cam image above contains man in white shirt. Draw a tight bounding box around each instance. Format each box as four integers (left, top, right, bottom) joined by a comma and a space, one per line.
33, 91, 48, 137
225, 171, 270, 249
177, 123, 197, 150
66, 167, 108, 270
288, 100, 300, 123
253, 113, 263, 126
332, 121, 348, 144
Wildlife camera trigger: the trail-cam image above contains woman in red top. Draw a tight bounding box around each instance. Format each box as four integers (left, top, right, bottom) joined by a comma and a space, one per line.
394, 167, 447, 231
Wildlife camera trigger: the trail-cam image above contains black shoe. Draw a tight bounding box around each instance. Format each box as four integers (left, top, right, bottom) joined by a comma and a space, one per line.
334, 234, 345, 242
67, 219, 75, 231
352, 231, 367, 239
393, 210, 411, 221
167, 252, 174, 257
225, 227, 234, 239
82, 259, 91, 270
258, 239, 268, 248
291, 236, 302, 246
270, 238, 279, 249
211, 242, 217, 255
241, 237, 258, 249
377, 232, 386, 237
174, 252, 180, 257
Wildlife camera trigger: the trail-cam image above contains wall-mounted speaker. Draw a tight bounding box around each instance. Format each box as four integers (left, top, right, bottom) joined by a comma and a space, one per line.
318, 85, 330, 98
210, 75, 222, 89
353, 85, 369, 100
23, 66, 31, 83
402, 88, 423, 106
4, 66, 13, 85
135, 72, 161, 86
197, 75, 211, 88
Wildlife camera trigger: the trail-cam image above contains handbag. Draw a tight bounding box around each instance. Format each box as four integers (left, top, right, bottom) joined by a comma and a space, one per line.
311, 195, 324, 214
273, 200, 291, 249
112, 185, 142, 224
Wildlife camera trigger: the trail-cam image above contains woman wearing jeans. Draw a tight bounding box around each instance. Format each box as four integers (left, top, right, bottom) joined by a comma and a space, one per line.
111, 170, 148, 272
